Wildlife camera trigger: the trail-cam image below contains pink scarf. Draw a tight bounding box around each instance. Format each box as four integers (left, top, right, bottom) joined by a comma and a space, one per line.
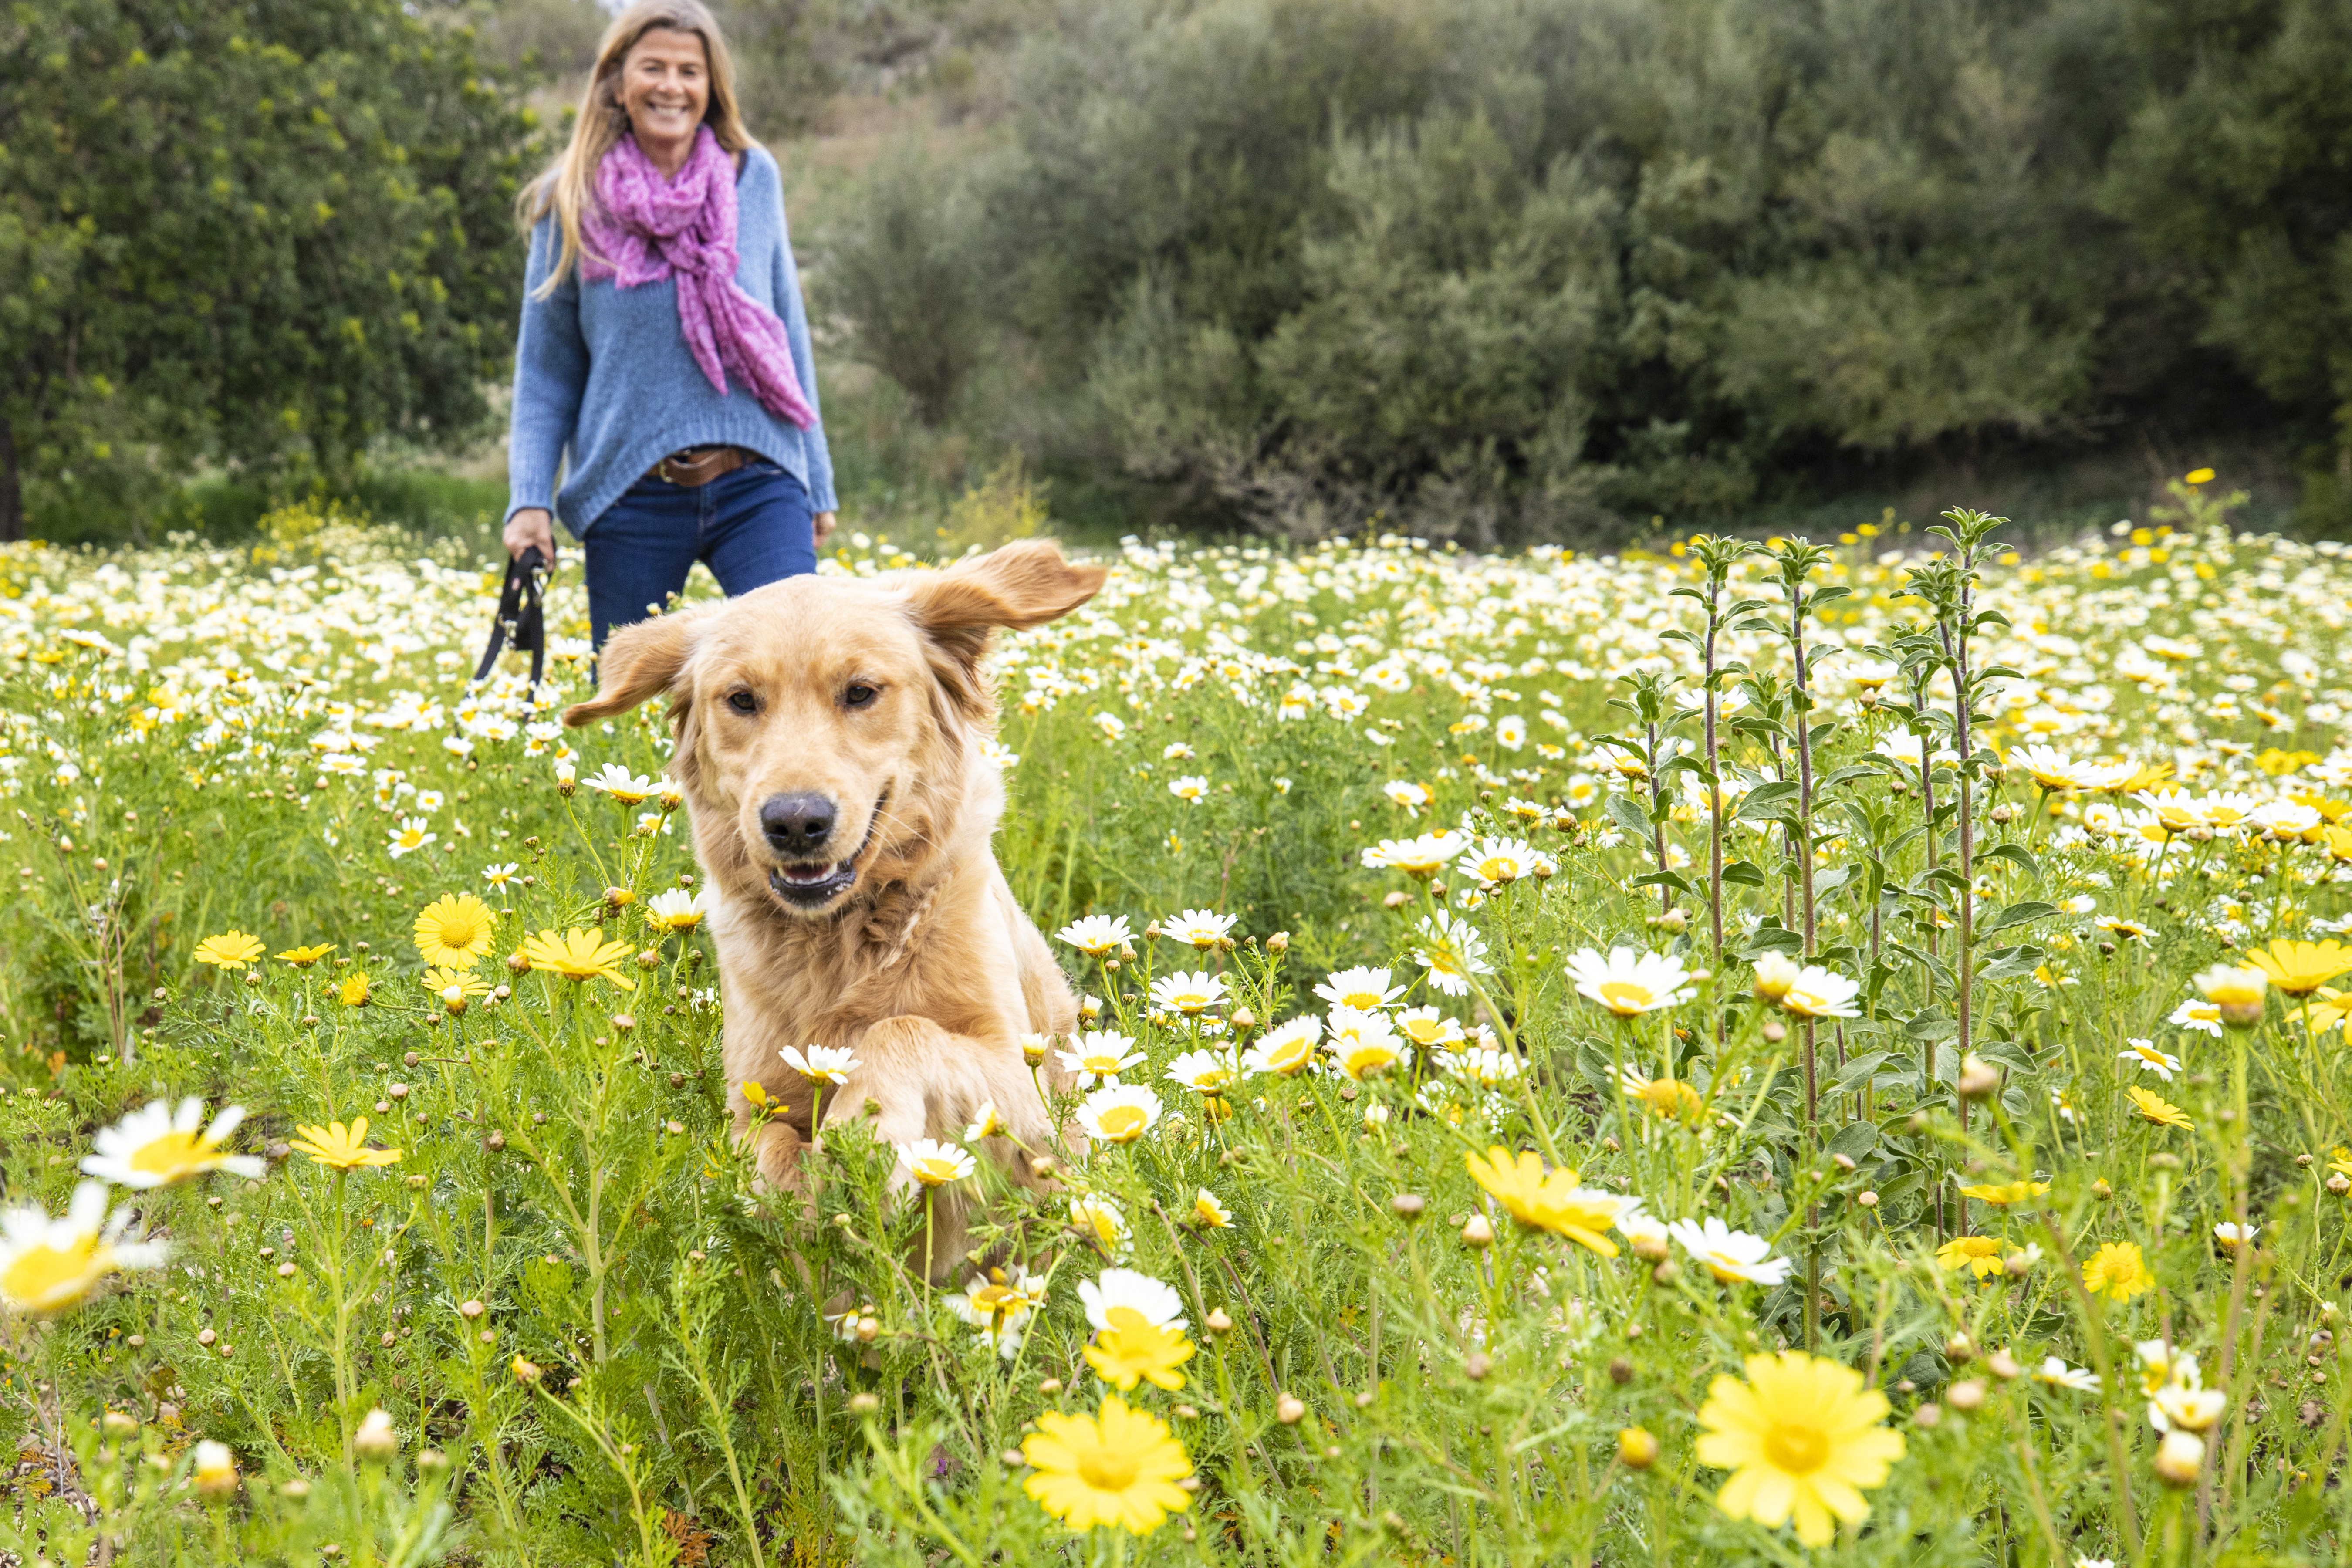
582, 126, 816, 429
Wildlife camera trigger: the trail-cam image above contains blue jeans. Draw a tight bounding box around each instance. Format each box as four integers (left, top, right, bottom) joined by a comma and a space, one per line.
583, 460, 815, 648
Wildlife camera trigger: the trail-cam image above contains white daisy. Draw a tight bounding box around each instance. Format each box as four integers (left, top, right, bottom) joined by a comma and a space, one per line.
779, 1044, 860, 1087
2168, 998, 2223, 1037
1068, 1196, 1131, 1258
1664, 1216, 1794, 1285
1058, 1031, 1145, 1085
1777, 964, 1862, 1020
1164, 1049, 1241, 1095
1160, 909, 1238, 950
1456, 835, 1539, 887
579, 764, 657, 804
0, 1182, 169, 1315
1314, 966, 1405, 1012
642, 888, 707, 933
80, 1099, 263, 1189
1056, 914, 1134, 957
1078, 1267, 1187, 1333
2117, 1037, 2180, 1081
897, 1139, 976, 1187
1148, 970, 1228, 1017
1565, 947, 1699, 1016
948, 1269, 1048, 1359
1076, 1085, 1163, 1145
1324, 1008, 1407, 1080
1415, 913, 1494, 997
2033, 1357, 2101, 1394
1241, 1015, 1321, 1076
1360, 831, 1468, 877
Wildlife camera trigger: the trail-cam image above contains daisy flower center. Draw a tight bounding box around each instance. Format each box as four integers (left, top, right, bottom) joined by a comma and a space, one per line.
1099, 1107, 1146, 1140
5, 1243, 98, 1304
129, 1132, 208, 1177
1597, 980, 1655, 1014
1763, 1422, 1829, 1473
1076, 1444, 1143, 1492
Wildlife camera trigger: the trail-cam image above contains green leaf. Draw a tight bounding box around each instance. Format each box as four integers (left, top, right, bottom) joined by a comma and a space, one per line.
1830, 1050, 1892, 1098
1632, 869, 1694, 894
1607, 792, 1655, 840
1826, 1120, 1880, 1161
1978, 944, 2046, 982
1736, 781, 1799, 821
1720, 859, 1767, 888
1740, 926, 1805, 958
1981, 843, 2039, 879
1980, 900, 2058, 937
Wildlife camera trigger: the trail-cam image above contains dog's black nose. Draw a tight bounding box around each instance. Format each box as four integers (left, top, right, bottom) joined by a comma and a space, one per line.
759, 792, 836, 853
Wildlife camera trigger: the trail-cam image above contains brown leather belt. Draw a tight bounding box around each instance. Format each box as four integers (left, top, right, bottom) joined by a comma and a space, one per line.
648, 445, 755, 487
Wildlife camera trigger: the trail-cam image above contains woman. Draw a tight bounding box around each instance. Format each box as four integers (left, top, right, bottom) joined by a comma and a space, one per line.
504, 0, 837, 649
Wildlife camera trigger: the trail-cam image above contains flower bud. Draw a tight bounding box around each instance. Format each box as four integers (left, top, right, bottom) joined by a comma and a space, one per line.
1205, 1308, 1234, 1335
353, 1408, 399, 1461
1276, 1393, 1307, 1424
2154, 1429, 2205, 1487
192, 1440, 238, 1498
1617, 1426, 1659, 1470
1266, 932, 1289, 954
1463, 1351, 1491, 1382
1946, 1379, 1986, 1411
1913, 1403, 1942, 1429
1987, 1349, 2022, 1381
1956, 1054, 2001, 1100
1462, 1213, 1494, 1247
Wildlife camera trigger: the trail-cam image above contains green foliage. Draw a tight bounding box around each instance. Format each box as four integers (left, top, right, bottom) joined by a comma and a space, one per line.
819, 0, 2352, 540
0, 0, 538, 539
13, 489, 2352, 1559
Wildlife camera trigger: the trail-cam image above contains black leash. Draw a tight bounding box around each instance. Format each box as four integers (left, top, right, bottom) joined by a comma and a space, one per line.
476, 545, 549, 686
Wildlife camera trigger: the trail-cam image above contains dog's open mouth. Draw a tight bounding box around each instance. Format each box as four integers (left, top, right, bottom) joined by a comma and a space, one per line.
766, 796, 884, 910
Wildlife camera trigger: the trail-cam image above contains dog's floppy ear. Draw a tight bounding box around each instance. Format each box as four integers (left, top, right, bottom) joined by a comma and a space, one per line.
905, 541, 1105, 717
563, 608, 712, 727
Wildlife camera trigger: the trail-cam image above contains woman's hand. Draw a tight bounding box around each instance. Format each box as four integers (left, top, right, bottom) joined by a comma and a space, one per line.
505, 507, 555, 563
813, 510, 838, 548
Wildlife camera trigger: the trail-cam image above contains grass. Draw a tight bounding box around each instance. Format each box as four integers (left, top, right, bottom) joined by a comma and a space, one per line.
0, 477, 2346, 1563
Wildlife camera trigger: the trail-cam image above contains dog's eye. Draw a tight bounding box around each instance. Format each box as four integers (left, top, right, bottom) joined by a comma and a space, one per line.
726, 689, 757, 715
843, 683, 878, 709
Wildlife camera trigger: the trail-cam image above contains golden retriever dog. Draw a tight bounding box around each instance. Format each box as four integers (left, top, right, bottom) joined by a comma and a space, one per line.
564, 541, 1104, 1271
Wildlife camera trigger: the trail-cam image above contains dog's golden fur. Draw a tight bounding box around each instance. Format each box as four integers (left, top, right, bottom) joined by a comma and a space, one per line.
564, 541, 1104, 1270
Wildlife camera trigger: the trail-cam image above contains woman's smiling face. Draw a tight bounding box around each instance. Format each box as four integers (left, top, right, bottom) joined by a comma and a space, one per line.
618, 26, 710, 167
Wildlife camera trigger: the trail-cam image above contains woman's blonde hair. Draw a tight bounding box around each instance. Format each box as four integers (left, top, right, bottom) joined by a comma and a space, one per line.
517, 0, 756, 295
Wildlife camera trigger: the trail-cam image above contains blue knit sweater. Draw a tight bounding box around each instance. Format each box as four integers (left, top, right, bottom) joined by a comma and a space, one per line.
504, 144, 838, 536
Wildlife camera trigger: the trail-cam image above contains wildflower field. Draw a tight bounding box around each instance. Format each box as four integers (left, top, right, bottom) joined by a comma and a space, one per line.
5, 479, 2352, 1565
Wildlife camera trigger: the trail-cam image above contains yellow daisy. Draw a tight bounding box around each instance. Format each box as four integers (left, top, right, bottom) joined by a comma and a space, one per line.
2080, 1240, 2154, 1302
414, 894, 498, 969
1695, 1350, 1906, 1546
1022, 1394, 1194, 1535
1462, 1147, 1631, 1257
288, 1118, 402, 1172
2128, 1086, 2193, 1130
2247, 937, 2352, 997
519, 927, 637, 991
193, 931, 264, 968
